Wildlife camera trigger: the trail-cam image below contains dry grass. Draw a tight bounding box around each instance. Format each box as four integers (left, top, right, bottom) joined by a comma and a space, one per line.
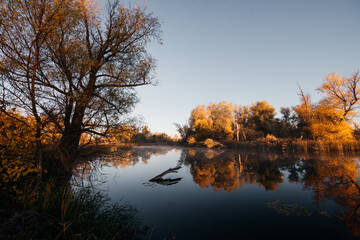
227, 138, 360, 154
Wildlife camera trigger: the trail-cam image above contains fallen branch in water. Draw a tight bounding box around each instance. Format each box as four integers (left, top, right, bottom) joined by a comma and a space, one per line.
149, 167, 181, 181
149, 167, 182, 186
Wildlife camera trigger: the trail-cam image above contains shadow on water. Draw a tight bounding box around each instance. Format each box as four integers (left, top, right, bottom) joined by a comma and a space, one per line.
76, 146, 360, 239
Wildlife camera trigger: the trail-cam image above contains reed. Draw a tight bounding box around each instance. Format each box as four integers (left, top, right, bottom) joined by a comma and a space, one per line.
1, 182, 147, 240
227, 139, 360, 154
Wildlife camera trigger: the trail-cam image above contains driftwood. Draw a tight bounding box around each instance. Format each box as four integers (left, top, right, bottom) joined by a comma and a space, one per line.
151, 177, 182, 186
149, 167, 182, 186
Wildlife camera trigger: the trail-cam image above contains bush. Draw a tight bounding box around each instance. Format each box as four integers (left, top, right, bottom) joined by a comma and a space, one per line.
187, 136, 196, 145
203, 138, 223, 148
264, 134, 277, 142
203, 138, 215, 148
0, 112, 39, 198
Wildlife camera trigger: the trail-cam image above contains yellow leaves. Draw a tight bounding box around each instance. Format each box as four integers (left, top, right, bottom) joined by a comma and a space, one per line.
204, 138, 215, 148
189, 101, 234, 141
264, 134, 277, 142
98, 124, 137, 145
248, 100, 275, 133
294, 87, 354, 141
187, 136, 196, 145
309, 105, 353, 141
0, 111, 38, 186
319, 72, 360, 119
190, 105, 212, 130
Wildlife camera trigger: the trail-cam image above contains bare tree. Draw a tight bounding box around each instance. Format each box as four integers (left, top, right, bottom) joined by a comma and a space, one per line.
0, 0, 161, 174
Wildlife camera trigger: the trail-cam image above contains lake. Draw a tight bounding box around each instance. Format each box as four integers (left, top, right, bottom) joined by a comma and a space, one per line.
75, 146, 360, 239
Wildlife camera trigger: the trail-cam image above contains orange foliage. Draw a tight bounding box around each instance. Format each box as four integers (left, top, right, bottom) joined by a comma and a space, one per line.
0, 112, 39, 190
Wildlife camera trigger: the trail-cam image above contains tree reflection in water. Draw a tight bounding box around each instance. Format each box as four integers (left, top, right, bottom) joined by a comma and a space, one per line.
75, 147, 360, 236
73, 146, 179, 182
182, 149, 360, 236
182, 149, 286, 191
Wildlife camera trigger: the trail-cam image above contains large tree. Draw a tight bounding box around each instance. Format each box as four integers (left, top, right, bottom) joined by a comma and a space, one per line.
188, 101, 234, 141
293, 87, 354, 140
248, 100, 275, 135
0, 0, 161, 173
318, 72, 360, 119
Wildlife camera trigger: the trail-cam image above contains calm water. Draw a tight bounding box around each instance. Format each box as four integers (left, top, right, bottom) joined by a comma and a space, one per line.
76, 146, 360, 240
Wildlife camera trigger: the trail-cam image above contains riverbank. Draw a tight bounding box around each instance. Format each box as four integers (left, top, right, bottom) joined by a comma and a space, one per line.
0, 143, 148, 240
184, 138, 360, 155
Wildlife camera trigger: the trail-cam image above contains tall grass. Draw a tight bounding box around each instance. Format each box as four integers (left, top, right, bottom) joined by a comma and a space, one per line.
227, 139, 360, 154
1, 183, 147, 239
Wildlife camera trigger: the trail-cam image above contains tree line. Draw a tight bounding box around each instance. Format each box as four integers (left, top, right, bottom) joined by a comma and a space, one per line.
176, 72, 360, 144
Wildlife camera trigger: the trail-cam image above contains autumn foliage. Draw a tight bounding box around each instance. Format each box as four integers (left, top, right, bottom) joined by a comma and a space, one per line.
0, 112, 39, 193
177, 72, 360, 150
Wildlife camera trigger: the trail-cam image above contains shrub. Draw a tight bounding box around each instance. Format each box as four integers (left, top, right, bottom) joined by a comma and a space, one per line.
187, 136, 196, 145
204, 138, 215, 148
264, 134, 277, 142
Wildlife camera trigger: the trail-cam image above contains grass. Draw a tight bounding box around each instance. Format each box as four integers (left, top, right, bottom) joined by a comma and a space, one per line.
226, 138, 360, 154
0, 182, 148, 240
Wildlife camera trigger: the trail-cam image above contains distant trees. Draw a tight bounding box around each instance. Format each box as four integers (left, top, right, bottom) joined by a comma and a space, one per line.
233, 101, 278, 141
247, 101, 275, 135
178, 71, 360, 143
188, 101, 234, 141
278, 107, 297, 138
95, 124, 175, 145
0, 0, 161, 173
181, 101, 279, 143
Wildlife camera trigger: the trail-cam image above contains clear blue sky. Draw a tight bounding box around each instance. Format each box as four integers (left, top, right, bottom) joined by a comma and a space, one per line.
120, 0, 360, 136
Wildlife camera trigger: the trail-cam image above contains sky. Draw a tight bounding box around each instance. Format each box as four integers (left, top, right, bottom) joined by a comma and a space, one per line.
117, 0, 360, 136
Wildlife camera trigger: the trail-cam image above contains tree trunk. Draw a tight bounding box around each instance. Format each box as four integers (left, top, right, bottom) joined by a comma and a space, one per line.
58, 103, 87, 175
236, 123, 239, 142
35, 126, 43, 182
59, 125, 82, 170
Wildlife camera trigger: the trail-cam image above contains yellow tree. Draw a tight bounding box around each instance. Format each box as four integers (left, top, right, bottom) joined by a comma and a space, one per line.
189, 105, 213, 140
0, 0, 161, 174
294, 88, 354, 140
207, 101, 234, 141
248, 100, 275, 135
308, 105, 353, 140
318, 72, 360, 119
189, 102, 234, 141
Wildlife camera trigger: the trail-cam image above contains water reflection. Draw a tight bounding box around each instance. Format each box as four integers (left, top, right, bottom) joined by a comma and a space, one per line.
182, 149, 286, 191
299, 156, 360, 236
149, 166, 182, 186
76, 147, 360, 237
183, 149, 360, 236
104, 146, 175, 168
74, 146, 176, 181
